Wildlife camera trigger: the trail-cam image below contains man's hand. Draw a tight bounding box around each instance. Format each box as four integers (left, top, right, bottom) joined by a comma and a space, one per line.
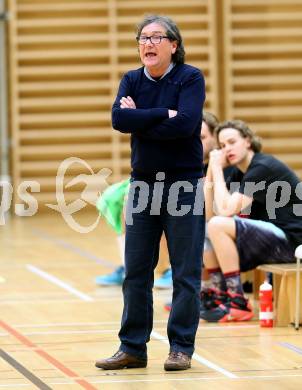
120, 96, 136, 109
168, 110, 177, 118
209, 149, 229, 169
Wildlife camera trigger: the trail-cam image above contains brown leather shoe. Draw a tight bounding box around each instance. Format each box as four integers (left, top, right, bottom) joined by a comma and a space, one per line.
164, 351, 191, 371
95, 350, 147, 370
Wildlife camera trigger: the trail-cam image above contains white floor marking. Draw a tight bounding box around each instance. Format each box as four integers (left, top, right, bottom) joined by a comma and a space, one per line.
151, 330, 237, 378
10, 320, 257, 330
89, 373, 302, 383
3, 373, 302, 387
0, 329, 121, 337
26, 264, 93, 302
0, 322, 258, 337
0, 385, 32, 388
13, 320, 168, 328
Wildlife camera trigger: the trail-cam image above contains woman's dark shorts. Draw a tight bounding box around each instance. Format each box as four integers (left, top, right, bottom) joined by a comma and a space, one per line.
234, 217, 295, 272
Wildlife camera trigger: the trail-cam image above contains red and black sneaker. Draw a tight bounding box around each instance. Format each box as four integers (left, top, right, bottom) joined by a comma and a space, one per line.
200, 290, 254, 322
200, 288, 228, 312
165, 288, 229, 314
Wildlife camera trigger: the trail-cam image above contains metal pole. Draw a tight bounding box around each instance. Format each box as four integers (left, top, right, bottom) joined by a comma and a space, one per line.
294, 245, 302, 330
0, 0, 11, 212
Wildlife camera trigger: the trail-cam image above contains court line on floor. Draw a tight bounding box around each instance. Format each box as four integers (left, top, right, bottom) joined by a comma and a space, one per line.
0, 384, 33, 388
151, 330, 237, 378
0, 320, 97, 390
0, 348, 52, 390
31, 228, 114, 267
0, 329, 123, 336
11, 321, 258, 329
1, 298, 91, 304
86, 373, 302, 384
12, 320, 168, 327
0, 299, 96, 305
278, 342, 302, 356
26, 264, 94, 302
0, 324, 258, 337
0, 322, 259, 337
3, 372, 302, 387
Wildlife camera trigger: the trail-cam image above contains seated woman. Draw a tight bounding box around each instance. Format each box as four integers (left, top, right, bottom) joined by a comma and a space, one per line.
201, 119, 302, 322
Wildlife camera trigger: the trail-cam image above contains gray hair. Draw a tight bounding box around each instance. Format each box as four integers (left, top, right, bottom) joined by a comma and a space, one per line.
136, 14, 185, 64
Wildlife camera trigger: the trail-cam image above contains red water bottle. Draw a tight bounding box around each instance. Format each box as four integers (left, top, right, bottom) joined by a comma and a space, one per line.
259, 280, 273, 327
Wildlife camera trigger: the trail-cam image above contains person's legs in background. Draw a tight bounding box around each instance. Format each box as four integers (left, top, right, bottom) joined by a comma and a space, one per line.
199, 249, 229, 313
154, 234, 173, 289
95, 179, 129, 286
96, 233, 173, 287
201, 216, 254, 322
95, 234, 126, 286
164, 221, 222, 313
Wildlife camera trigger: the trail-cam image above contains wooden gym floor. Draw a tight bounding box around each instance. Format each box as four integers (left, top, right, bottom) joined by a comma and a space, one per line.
1, 212, 302, 389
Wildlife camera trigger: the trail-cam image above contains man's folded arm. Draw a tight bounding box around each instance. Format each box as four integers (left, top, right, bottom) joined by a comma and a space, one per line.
111, 74, 168, 133
139, 71, 205, 140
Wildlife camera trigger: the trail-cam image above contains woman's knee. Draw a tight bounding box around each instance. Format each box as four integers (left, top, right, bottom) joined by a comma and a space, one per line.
207, 216, 235, 238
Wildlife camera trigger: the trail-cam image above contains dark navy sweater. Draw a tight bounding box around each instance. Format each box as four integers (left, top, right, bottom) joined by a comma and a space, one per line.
112, 63, 205, 181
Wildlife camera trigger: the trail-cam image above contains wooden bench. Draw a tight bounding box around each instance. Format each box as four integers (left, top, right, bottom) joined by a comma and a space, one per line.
254, 260, 302, 328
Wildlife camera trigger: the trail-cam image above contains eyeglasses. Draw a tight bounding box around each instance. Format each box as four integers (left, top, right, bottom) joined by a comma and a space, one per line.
136, 35, 170, 45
